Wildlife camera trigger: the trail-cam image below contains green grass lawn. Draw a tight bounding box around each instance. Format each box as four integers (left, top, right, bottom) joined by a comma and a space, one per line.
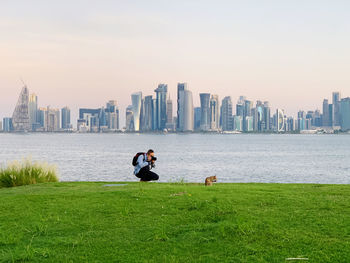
0, 182, 350, 262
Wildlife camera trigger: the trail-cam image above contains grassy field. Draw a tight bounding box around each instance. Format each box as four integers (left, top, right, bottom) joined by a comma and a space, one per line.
0, 182, 349, 262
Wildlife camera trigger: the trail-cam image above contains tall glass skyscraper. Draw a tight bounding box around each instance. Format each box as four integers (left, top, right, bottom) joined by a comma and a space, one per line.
154, 84, 168, 130
322, 99, 330, 127
142, 95, 153, 131
209, 95, 219, 130
333, 92, 341, 126
61, 106, 71, 129
221, 96, 233, 131
340, 98, 350, 131
131, 92, 142, 131
177, 83, 186, 130
199, 93, 210, 131
28, 93, 38, 131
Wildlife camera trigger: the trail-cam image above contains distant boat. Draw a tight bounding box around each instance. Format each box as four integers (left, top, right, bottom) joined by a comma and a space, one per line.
222, 130, 242, 134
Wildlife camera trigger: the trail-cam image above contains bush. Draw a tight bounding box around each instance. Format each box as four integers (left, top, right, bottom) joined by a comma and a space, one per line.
0, 158, 59, 188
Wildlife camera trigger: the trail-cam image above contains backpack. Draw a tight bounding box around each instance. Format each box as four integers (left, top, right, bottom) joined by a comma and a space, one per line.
132, 152, 145, 166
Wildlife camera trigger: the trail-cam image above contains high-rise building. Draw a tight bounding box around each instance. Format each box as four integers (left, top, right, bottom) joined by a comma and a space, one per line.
209, 95, 219, 130
221, 96, 233, 131
322, 99, 330, 127
236, 96, 245, 117
245, 116, 253, 132
177, 83, 193, 131
126, 105, 134, 131
166, 97, 175, 131
340, 97, 350, 131
155, 84, 168, 130
0, 120, 2, 131
79, 108, 100, 132
233, 116, 243, 131
142, 96, 153, 131
61, 106, 71, 130
3, 118, 13, 132
194, 107, 201, 131
152, 98, 157, 130
12, 86, 31, 132
333, 92, 341, 126
199, 93, 210, 131
276, 109, 285, 132
263, 101, 271, 131
44, 106, 60, 132
254, 101, 264, 132
106, 101, 119, 130
243, 100, 252, 132
131, 92, 142, 131
177, 83, 186, 130
28, 93, 38, 131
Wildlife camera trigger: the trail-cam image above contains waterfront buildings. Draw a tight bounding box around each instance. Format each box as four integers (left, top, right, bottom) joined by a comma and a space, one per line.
142, 96, 153, 131
3, 118, 12, 132
3, 84, 350, 133
177, 83, 194, 131
61, 106, 71, 130
155, 84, 168, 131
12, 86, 31, 132
221, 96, 233, 131
200, 93, 210, 131
28, 93, 38, 131
194, 107, 201, 131
340, 98, 350, 131
209, 95, 219, 131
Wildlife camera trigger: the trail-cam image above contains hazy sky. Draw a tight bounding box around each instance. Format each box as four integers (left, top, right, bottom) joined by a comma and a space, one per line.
1, 0, 349, 126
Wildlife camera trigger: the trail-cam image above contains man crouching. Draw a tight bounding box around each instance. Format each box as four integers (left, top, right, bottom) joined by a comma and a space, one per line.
133, 149, 159, 182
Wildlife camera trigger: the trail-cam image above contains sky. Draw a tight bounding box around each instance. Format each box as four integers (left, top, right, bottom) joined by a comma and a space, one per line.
0, 0, 349, 126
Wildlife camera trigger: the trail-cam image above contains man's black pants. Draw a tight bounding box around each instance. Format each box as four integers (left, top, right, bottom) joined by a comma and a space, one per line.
136, 166, 159, 181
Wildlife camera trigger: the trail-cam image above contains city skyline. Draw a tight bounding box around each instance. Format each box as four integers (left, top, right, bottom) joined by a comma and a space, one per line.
1, 1, 350, 124
2, 83, 350, 132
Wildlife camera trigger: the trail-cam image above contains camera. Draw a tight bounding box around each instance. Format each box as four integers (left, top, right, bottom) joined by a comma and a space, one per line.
151, 156, 157, 162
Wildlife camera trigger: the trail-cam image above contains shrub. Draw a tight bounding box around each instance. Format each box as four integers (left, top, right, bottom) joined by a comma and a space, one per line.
0, 158, 59, 188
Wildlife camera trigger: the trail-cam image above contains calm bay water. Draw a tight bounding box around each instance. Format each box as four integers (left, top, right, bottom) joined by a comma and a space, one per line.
0, 133, 349, 184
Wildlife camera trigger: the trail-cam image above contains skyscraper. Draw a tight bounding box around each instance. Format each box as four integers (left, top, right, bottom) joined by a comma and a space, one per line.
45, 106, 60, 132
166, 97, 175, 131
131, 92, 142, 132
142, 96, 153, 131
322, 99, 330, 127
333, 92, 341, 126
183, 89, 194, 131
199, 93, 210, 131
12, 86, 31, 132
106, 100, 119, 130
28, 93, 38, 131
243, 100, 252, 132
194, 107, 201, 131
340, 97, 350, 131
221, 96, 233, 131
209, 95, 219, 130
126, 105, 134, 131
3, 118, 13, 132
263, 101, 271, 131
61, 106, 71, 130
177, 83, 193, 131
155, 84, 168, 130
177, 83, 186, 130
276, 109, 285, 132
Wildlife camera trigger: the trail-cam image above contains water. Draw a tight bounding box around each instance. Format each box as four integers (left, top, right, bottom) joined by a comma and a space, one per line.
0, 133, 349, 184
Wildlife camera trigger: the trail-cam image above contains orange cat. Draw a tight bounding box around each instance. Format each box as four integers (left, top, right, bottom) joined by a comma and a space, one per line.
205, 176, 217, 186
